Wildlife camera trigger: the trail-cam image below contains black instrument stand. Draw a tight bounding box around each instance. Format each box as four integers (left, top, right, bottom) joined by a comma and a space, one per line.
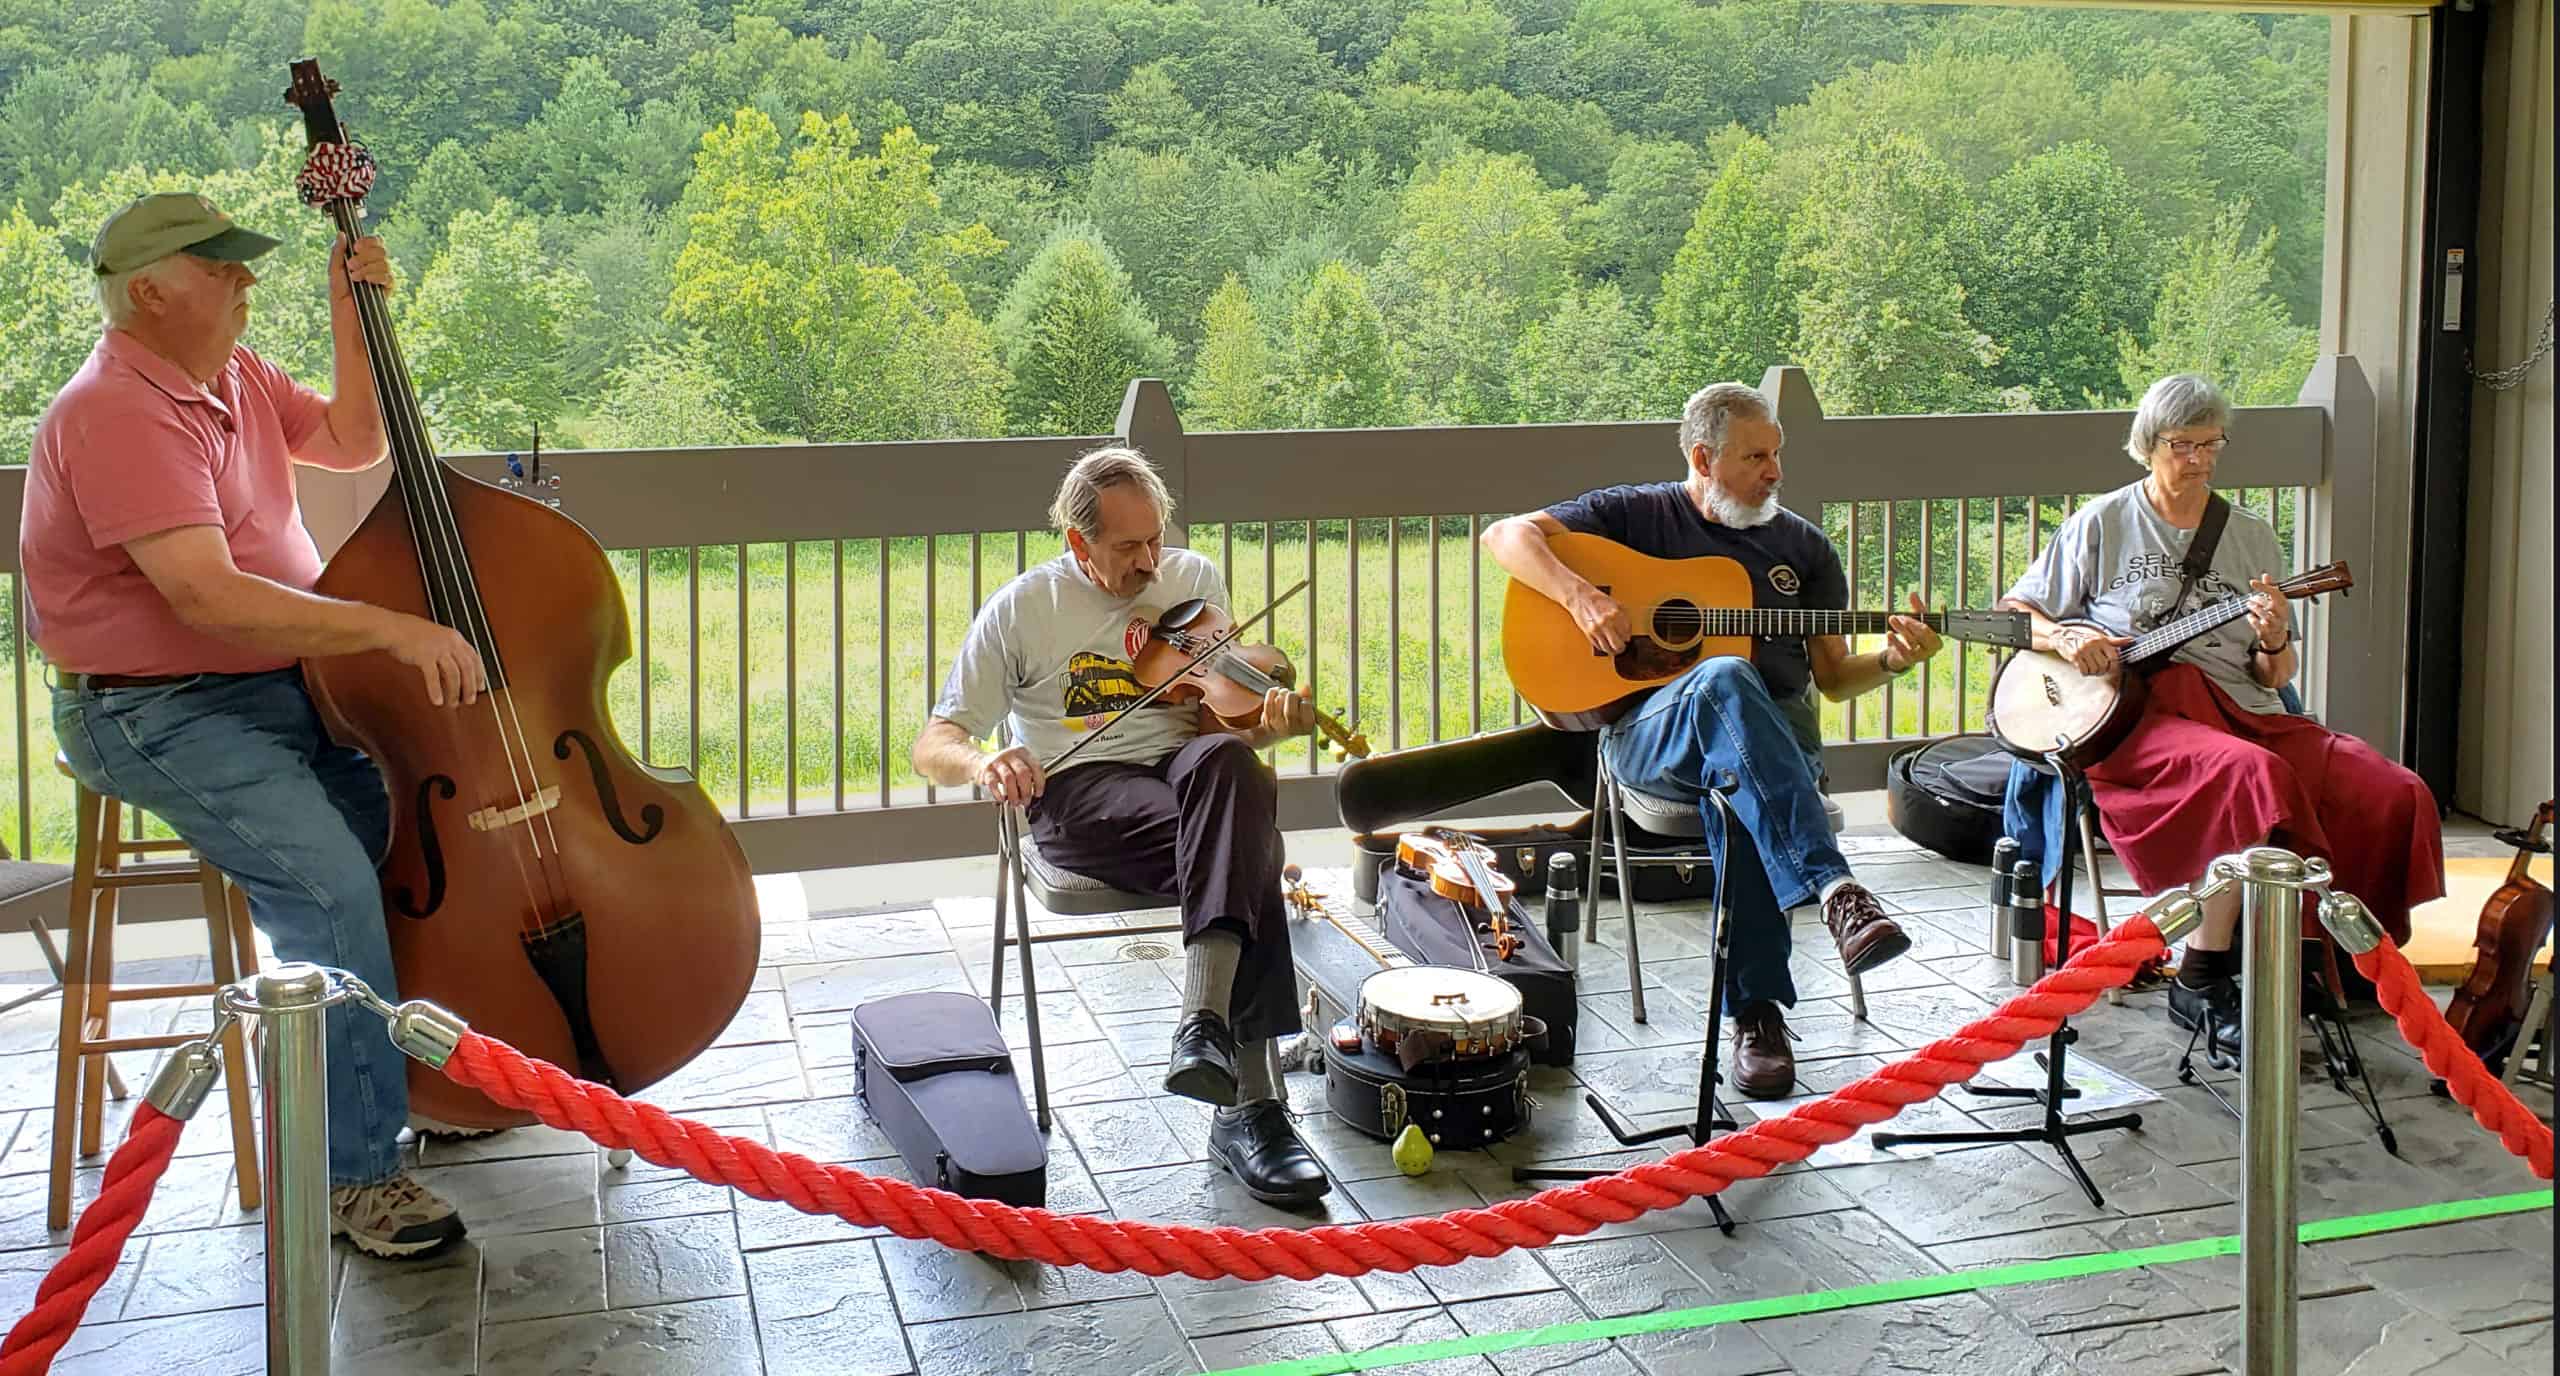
1514, 778, 1744, 1236
1870, 749, 2139, 1207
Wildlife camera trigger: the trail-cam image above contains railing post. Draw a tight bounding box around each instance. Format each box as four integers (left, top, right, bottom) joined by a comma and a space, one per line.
2230, 848, 2305, 1376
254, 963, 335, 1375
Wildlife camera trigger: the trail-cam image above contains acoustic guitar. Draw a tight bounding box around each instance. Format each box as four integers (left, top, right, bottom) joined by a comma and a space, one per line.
1986, 561, 2353, 768
1501, 531, 2033, 729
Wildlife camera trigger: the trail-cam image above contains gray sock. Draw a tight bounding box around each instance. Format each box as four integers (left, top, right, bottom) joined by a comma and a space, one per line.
1235, 1036, 1282, 1104
1183, 930, 1243, 1019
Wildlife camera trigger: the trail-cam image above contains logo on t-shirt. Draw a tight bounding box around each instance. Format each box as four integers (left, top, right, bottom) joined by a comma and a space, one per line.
1767, 564, 1801, 596
1062, 651, 1142, 718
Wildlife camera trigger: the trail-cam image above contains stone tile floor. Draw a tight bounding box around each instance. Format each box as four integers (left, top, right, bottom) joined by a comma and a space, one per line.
0, 816, 2550, 1374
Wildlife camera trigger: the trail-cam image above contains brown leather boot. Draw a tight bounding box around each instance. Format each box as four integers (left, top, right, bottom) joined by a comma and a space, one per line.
1729, 1001, 1797, 1099
1821, 882, 1911, 976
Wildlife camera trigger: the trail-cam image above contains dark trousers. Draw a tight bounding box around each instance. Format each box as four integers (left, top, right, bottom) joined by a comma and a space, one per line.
1028, 733, 1301, 1042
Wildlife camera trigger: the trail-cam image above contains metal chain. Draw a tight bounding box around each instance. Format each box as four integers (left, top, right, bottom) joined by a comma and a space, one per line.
2471, 300, 2557, 391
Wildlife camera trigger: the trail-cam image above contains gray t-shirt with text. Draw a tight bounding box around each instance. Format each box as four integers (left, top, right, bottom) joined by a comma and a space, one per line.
2003, 481, 2287, 715
932, 547, 1228, 774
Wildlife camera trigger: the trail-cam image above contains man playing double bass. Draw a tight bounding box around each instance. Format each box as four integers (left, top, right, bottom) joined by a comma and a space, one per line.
913, 446, 1333, 1204
22, 193, 481, 1257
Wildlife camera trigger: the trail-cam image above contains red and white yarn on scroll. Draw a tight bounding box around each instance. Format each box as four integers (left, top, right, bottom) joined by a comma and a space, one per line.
296, 141, 377, 207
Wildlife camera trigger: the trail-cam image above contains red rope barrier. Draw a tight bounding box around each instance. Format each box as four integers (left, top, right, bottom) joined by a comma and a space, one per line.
443, 915, 2169, 1281
0, 1105, 185, 1376
2349, 936, 2555, 1179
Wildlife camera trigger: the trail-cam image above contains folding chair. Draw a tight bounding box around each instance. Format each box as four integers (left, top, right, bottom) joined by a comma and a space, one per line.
1587, 747, 1863, 1025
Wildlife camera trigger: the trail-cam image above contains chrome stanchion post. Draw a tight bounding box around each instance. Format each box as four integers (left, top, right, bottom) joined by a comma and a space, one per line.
2227, 848, 2308, 1376
252, 963, 335, 1376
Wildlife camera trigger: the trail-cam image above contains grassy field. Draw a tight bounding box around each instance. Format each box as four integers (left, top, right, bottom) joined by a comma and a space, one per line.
0, 490, 2299, 862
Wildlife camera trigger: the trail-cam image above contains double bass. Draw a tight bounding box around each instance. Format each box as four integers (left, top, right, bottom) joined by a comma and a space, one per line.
284, 62, 759, 1128
2445, 801, 2555, 1069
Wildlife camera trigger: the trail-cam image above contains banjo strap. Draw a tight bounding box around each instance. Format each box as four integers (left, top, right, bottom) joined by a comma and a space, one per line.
2167, 493, 2232, 624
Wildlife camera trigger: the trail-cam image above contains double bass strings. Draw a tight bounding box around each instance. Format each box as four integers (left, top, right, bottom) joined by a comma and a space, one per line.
314, 179, 563, 930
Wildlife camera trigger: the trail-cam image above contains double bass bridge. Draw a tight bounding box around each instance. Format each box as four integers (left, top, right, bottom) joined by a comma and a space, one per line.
468, 785, 562, 833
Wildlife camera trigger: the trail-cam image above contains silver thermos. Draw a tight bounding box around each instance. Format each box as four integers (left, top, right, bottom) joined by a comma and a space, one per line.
2008, 858, 2046, 984
1987, 836, 2019, 961
1544, 852, 1582, 968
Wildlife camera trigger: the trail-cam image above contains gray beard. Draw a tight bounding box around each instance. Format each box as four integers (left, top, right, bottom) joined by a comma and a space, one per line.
1704, 482, 1780, 529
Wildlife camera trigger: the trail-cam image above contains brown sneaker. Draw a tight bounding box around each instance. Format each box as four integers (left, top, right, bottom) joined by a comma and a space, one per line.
1729, 1001, 1798, 1099
331, 1171, 467, 1259
1822, 882, 1911, 976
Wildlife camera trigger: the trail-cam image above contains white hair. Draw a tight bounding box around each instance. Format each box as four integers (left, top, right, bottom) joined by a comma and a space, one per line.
1678, 382, 1778, 463
2125, 373, 2232, 464
94, 257, 188, 329
1050, 444, 1175, 541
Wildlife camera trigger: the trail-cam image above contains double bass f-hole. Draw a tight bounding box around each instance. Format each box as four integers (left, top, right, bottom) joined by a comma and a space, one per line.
555, 730, 664, 844
391, 775, 457, 919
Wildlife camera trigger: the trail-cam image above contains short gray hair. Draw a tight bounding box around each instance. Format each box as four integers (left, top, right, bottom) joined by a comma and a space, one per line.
1678, 382, 1778, 462
2125, 373, 2232, 464
1050, 445, 1175, 541
94, 256, 186, 329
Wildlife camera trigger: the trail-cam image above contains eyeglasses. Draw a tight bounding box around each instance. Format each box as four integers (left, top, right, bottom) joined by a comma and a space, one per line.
2163, 438, 2228, 458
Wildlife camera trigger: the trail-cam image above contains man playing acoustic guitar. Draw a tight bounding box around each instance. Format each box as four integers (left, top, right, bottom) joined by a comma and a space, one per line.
914, 446, 1332, 1204
1483, 382, 1939, 1098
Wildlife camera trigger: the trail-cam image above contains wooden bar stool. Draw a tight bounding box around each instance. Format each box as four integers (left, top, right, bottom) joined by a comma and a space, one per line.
48, 756, 263, 1229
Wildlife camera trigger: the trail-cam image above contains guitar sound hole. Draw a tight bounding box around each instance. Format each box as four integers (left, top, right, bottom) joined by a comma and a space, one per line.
1650, 599, 1703, 649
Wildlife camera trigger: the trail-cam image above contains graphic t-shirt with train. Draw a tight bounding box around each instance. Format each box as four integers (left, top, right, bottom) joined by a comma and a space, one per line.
933, 547, 1229, 775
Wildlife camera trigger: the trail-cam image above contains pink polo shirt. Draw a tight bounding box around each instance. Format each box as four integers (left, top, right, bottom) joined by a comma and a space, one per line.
20, 330, 330, 676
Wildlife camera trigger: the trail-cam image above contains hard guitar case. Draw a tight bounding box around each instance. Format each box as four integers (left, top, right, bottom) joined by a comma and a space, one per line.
850, 991, 1046, 1207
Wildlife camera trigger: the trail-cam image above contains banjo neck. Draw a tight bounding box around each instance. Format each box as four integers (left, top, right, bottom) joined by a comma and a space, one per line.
2120, 562, 2352, 666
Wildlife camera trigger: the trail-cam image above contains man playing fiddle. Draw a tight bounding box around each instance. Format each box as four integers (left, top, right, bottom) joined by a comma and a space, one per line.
1483, 381, 1937, 1099
23, 193, 482, 1257
914, 446, 1332, 1203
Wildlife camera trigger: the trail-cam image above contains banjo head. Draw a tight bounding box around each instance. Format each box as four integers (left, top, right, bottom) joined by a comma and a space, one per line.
1360, 965, 1523, 1025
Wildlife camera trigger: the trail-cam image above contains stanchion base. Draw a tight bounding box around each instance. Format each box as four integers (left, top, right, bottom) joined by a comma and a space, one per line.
1512, 1091, 1739, 1235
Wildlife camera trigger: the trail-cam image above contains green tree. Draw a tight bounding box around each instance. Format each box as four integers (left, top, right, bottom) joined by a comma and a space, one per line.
1783, 132, 1997, 416
1571, 138, 1709, 302
1100, 63, 1198, 152
1371, 0, 1514, 90
0, 204, 90, 458
1182, 273, 1284, 431
1652, 136, 1793, 394
587, 342, 773, 449
398, 199, 587, 451
1374, 147, 1580, 422
1958, 142, 2160, 410
1078, 144, 1254, 353
2117, 205, 2317, 407
990, 228, 1176, 436
1285, 259, 1406, 429
379, 139, 494, 286
1509, 283, 1657, 422
667, 109, 1006, 442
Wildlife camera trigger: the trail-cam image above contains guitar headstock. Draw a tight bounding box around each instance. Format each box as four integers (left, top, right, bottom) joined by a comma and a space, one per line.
1941, 607, 2033, 648
283, 60, 346, 148
2277, 562, 2352, 600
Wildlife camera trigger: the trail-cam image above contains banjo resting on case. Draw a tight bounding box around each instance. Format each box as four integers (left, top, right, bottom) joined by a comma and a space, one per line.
1987, 561, 2353, 768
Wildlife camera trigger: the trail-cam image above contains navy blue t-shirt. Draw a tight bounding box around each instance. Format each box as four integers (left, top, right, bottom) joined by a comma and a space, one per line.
1544, 481, 1848, 706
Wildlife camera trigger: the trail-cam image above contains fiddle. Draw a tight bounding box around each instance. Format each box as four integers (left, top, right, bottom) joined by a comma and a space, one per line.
1130, 597, 1372, 760
1395, 827, 1524, 962
2445, 800, 2554, 1068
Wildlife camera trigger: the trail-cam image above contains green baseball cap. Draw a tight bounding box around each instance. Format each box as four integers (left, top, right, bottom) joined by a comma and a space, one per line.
89, 192, 281, 276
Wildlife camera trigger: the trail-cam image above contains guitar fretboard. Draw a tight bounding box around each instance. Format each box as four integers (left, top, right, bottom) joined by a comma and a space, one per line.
1645, 609, 1953, 636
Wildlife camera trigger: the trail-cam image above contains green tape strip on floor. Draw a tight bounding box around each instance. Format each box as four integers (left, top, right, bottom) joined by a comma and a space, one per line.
1201, 1188, 2554, 1376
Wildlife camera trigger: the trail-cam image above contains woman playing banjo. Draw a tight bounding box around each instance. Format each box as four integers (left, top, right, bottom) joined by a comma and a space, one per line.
1998, 373, 2444, 1053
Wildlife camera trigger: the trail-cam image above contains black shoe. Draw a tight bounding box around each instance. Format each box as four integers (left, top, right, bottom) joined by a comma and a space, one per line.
1209, 1100, 1332, 1204
2168, 975, 2241, 1063
1163, 1010, 1239, 1107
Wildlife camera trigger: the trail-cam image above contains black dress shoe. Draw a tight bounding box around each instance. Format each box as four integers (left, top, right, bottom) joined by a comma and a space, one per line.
2168, 975, 2241, 1064
1209, 1100, 1332, 1204
1162, 1010, 1238, 1107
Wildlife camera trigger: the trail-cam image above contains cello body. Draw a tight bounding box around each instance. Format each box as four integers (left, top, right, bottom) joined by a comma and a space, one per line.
306, 472, 761, 1128
2443, 802, 2555, 1068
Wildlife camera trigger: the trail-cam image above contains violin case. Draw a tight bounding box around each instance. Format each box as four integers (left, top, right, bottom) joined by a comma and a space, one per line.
1376, 865, 1579, 1067
850, 991, 1046, 1207
1337, 723, 1718, 905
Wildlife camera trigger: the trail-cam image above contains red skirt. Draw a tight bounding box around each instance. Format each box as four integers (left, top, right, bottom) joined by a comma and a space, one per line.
2083, 664, 2443, 944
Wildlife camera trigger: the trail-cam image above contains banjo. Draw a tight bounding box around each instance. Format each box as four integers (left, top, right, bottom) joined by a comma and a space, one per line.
1988, 561, 2353, 769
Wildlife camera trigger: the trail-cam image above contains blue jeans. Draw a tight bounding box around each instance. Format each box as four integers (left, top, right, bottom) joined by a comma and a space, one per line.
55, 667, 407, 1188
1600, 657, 1852, 1011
